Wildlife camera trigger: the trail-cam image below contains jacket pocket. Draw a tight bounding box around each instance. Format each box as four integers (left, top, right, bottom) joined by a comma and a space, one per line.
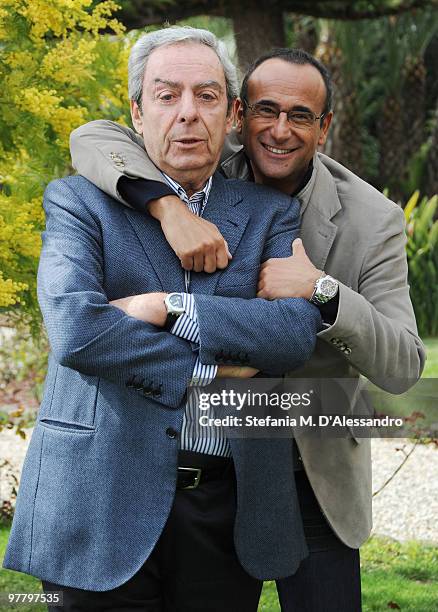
217, 261, 259, 289
38, 363, 100, 430
38, 419, 96, 433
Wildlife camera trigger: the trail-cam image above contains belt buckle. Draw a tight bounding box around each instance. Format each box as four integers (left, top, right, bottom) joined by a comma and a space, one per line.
178, 467, 202, 489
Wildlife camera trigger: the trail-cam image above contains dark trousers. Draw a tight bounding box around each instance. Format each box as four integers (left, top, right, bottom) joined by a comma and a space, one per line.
276, 469, 362, 612
42, 450, 262, 612
43, 453, 361, 612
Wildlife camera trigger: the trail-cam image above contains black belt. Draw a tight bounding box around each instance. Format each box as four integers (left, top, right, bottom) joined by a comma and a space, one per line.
177, 451, 233, 490
176, 442, 303, 490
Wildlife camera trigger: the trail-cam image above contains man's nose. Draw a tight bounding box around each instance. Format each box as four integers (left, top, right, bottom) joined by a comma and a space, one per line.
270, 112, 292, 141
177, 93, 199, 123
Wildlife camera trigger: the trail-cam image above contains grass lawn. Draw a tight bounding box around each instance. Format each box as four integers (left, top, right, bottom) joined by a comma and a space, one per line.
423, 337, 438, 378
1, 337, 436, 610
1, 525, 437, 611
0, 525, 45, 612
362, 337, 438, 429
260, 536, 438, 611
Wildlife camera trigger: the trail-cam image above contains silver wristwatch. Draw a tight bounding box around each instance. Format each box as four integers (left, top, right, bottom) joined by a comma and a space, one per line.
164, 293, 185, 330
310, 274, 339, 305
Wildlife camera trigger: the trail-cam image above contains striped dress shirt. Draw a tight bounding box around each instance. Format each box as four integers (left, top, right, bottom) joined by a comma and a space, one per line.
162, 173, 231, 458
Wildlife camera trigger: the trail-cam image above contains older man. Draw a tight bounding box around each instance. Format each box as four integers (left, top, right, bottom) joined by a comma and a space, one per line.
70, 47, 425, 611
4, 28, 322, 611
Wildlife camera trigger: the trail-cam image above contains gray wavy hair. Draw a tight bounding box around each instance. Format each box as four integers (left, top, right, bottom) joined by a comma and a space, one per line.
128, 26, 239, 113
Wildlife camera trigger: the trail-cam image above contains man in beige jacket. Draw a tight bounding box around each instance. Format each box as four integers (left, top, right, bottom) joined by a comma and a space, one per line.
70, 47, 425, 611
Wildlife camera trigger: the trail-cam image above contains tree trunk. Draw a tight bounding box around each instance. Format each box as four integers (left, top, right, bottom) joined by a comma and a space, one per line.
378, 95, 405, 201
315, 30, 341, 160
229, 3, 286, 72
424, 33, 438, 113
401, 55, 426, 186
292, 15, 318, 54
425, 101, 438, 197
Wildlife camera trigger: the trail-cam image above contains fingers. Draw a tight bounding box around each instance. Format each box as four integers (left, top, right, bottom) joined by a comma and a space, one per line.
256, 275, 265, 297
292, 238, 302, 253
179, 238, 231, 273
180, 255, 194, 271
203, 248, 218, 274
292, 238, 307, 259
257, 287, 271, 299
193, 252, 205, 273
217, 365, 259, 378
215, 239, 232, 270
164, 212, 232, 274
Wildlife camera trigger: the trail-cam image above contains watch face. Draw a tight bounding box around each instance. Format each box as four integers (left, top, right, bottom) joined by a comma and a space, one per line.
169, 293, 184, 309
319, 277, 338, 298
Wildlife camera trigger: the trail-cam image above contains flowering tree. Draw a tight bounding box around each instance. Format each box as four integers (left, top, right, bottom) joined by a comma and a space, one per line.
0, 0, 129, 323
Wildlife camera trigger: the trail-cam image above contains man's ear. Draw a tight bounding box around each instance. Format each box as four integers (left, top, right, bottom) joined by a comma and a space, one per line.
130, 99, 144, 135
234, 98, 244, 134
318, 111, 333, 146
225, 99, 237, 134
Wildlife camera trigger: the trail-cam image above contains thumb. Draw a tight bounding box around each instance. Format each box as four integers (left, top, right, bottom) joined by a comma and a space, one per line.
292, 238, 307, 258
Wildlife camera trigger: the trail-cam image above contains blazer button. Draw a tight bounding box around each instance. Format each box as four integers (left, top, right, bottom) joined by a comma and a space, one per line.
166, 427, 178, 439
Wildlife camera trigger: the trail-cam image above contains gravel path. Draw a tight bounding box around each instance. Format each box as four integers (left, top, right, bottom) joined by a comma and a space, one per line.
1, 430, 437, 543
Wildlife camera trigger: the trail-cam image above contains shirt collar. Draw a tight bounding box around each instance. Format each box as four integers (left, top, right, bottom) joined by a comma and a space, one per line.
292, 160, 314, 197
295, 154, 319, 215
161, 172, 213, 204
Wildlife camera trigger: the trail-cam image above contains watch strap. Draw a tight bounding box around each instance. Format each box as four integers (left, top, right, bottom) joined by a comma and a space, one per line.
310, 273, 326, 305
164, 312, 179, 331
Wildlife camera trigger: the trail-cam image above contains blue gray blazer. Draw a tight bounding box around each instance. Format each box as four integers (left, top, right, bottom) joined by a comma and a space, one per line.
4, 172, 321, 589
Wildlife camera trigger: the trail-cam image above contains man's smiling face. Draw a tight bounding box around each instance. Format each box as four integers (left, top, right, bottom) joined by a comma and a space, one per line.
236, 59, 332, 194
131, 42, 233, 193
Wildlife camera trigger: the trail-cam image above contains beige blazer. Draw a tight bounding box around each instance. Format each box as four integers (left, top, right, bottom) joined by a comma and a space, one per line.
70, 121, 426, 548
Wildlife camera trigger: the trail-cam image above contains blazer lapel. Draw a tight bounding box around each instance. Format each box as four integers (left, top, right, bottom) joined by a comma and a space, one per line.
189, 173, 251, 296
123, 173, 250, 296
300, 156, 341, 271
123, 208, 187, 292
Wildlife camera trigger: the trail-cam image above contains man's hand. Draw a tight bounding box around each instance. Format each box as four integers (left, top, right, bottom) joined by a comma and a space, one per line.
216, 366, 259, 378
111, 292, 167, 326
149, 195, 232, 273
257, 238, 322, 300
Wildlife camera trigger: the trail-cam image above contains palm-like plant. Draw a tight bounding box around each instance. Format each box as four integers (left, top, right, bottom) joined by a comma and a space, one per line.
316, 20, 371, 177
404, 191, 438, 336
375, 12, 437, 200
425, 101, 438, 197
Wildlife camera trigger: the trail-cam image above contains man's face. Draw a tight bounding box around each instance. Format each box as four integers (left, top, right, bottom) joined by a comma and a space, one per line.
236, 59, 332, 192
131, 42, 233, 192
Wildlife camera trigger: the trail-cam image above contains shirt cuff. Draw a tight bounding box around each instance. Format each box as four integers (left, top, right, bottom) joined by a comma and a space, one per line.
316, 292, 339, 327
117, 177, 175, 213
171, 293, 199, 343
189, 357, 218, 387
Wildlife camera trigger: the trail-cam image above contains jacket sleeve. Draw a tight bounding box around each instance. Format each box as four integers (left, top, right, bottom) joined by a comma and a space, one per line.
195, 198, 322, 376
38, 178, 197, 408
318, 205, 426, 392
69, 120, 166, 205
69, 120, 242, 207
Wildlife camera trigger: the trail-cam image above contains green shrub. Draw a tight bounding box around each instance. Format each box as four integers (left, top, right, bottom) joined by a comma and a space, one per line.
404, 191, 438, 336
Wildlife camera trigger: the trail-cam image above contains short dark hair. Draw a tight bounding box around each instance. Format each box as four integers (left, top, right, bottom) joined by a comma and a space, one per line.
240, 48, 333, 123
